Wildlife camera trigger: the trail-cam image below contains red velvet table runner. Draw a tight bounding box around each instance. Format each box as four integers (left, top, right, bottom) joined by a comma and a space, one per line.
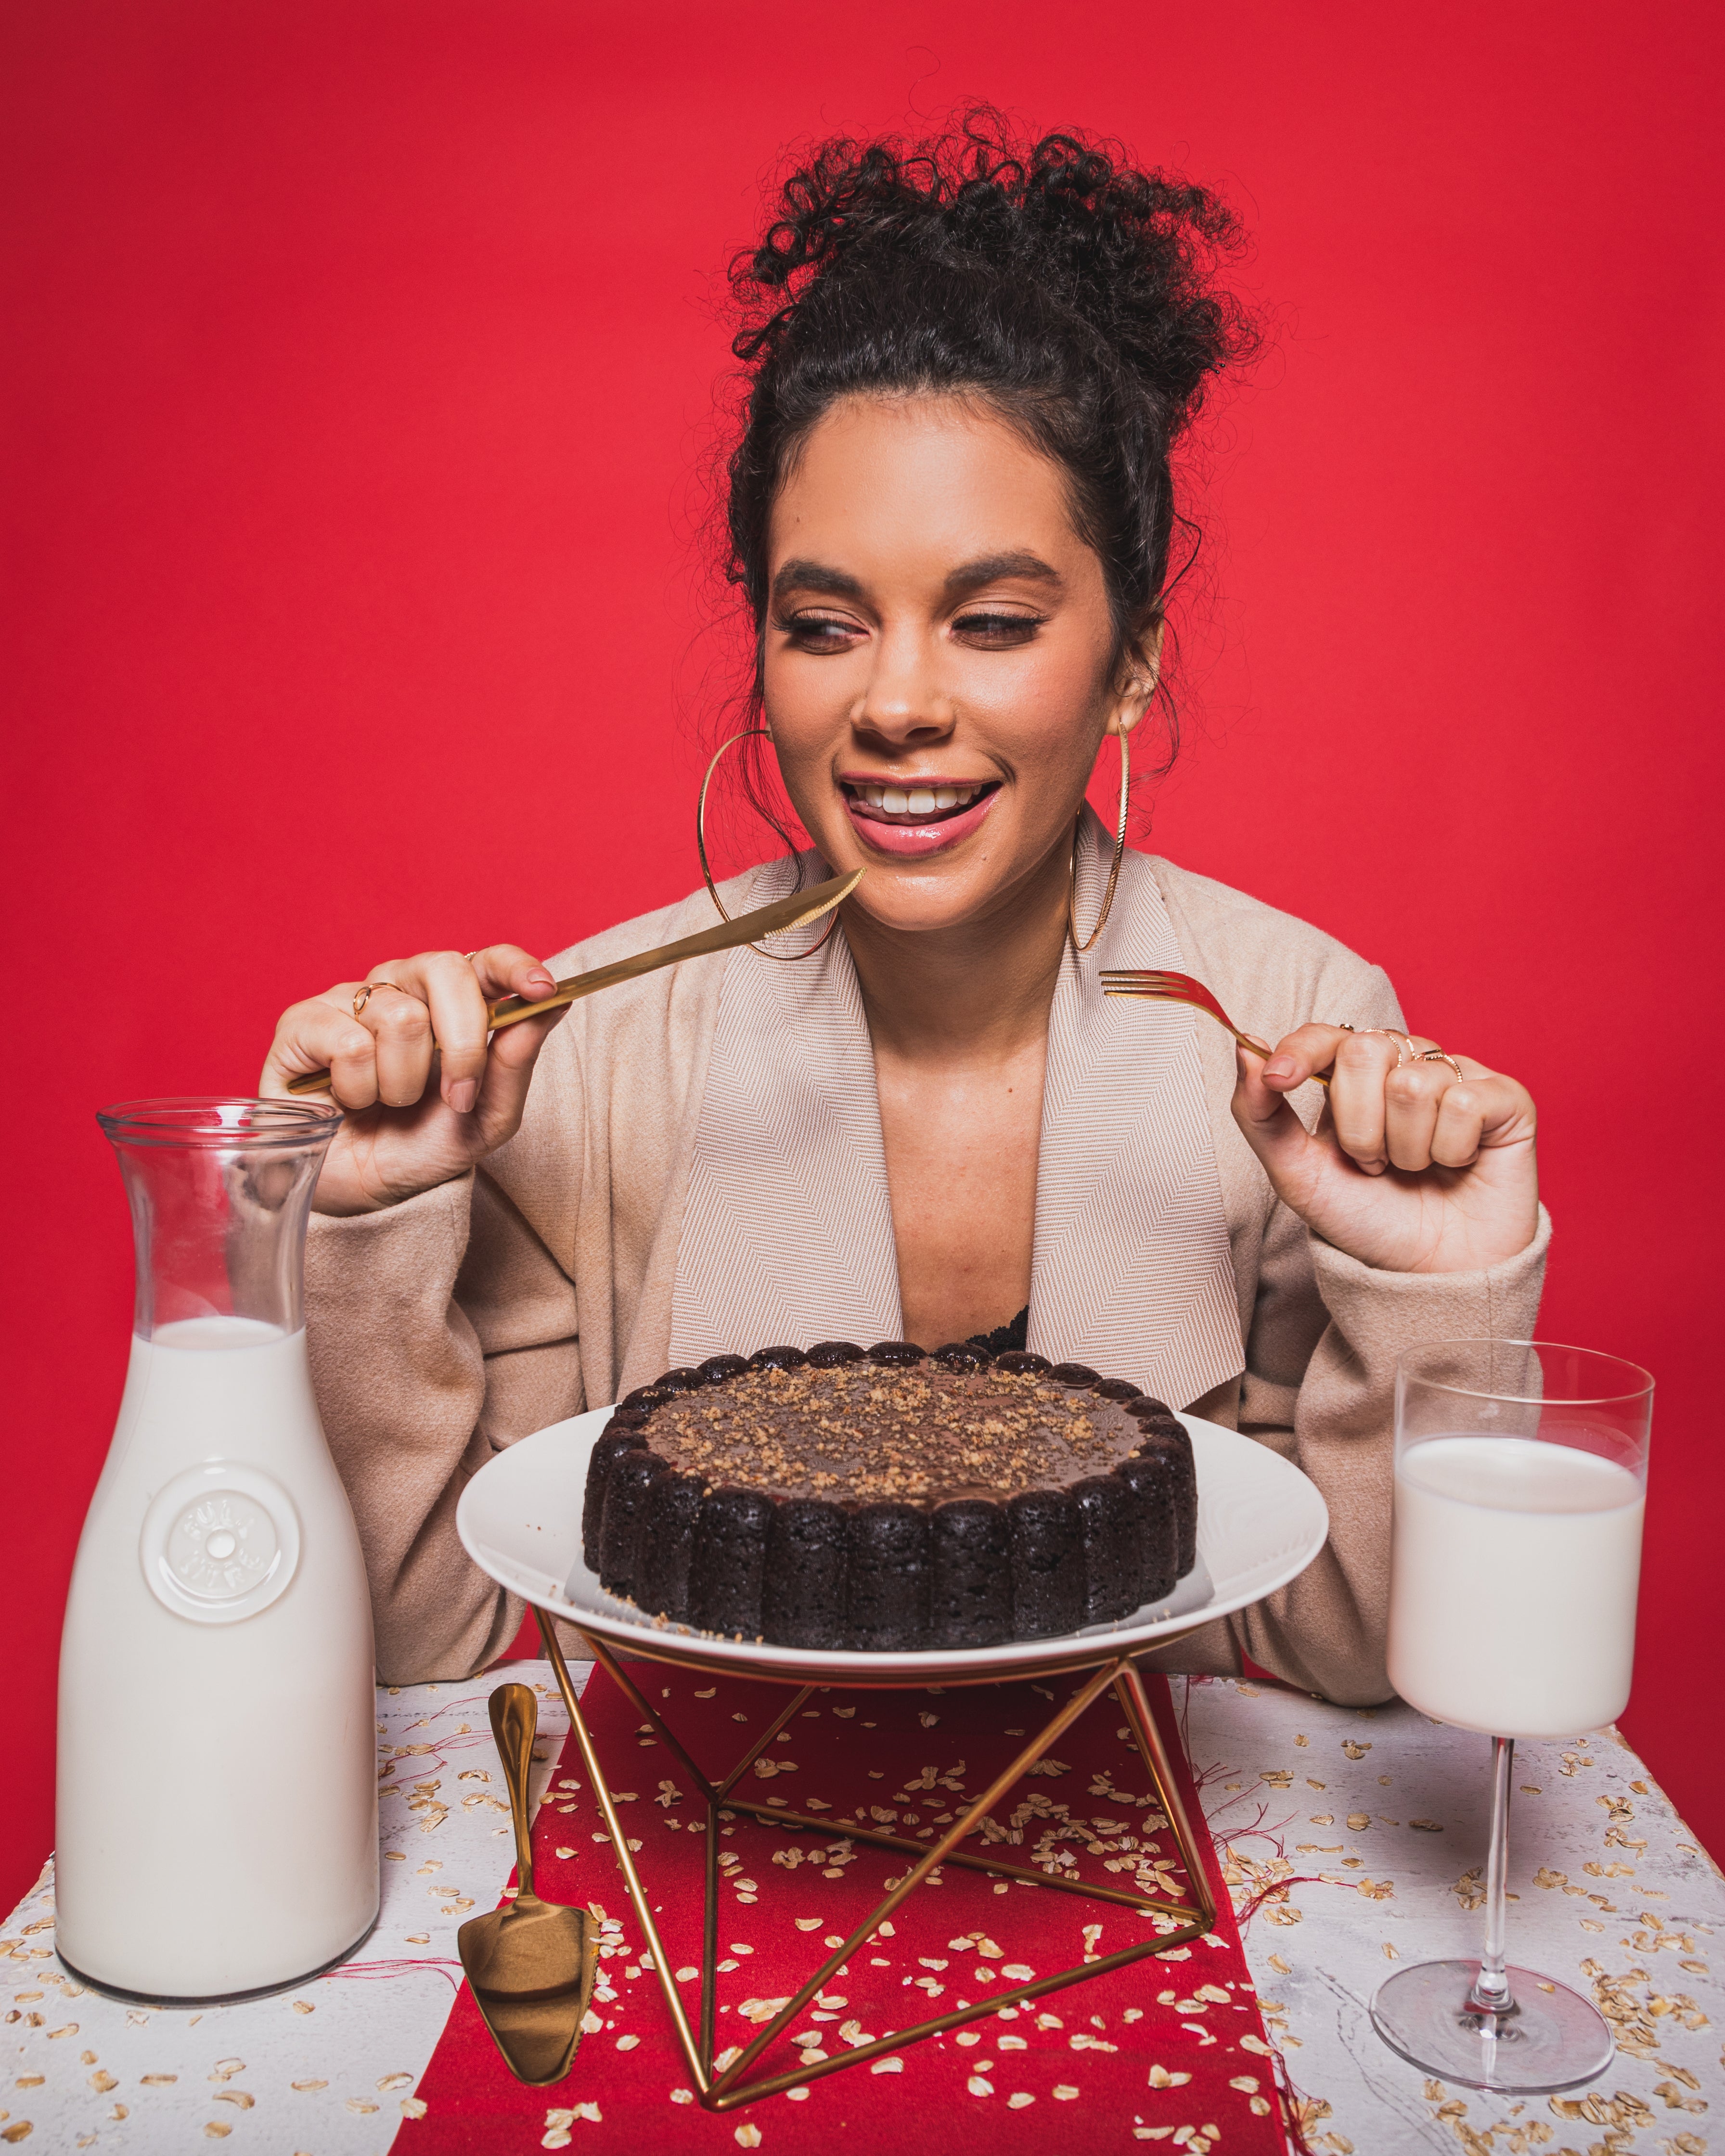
410, 1663, 1288, 2153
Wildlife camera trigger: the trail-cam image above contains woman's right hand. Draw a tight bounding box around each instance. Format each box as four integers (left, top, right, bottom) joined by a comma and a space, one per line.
260, 946, 570, 1215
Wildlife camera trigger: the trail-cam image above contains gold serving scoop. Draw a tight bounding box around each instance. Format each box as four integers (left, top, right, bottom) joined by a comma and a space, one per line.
457, 1682, 595, 2086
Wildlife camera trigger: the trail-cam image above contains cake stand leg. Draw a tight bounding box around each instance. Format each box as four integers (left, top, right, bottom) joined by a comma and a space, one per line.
533, 1606, 709, 2094
534, 1626, 1221, 2110
572, 1627, 818, 2074
1115, 1658, 1218, 1937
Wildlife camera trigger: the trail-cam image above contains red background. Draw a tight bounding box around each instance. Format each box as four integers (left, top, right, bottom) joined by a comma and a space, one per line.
3, 3, 1719, 1915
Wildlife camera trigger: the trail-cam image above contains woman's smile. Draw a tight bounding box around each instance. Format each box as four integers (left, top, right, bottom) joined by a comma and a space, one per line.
840, 774, 1001, 856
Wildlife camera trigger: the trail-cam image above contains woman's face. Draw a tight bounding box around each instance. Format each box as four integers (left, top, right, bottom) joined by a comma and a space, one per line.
761, 394, 1153, 936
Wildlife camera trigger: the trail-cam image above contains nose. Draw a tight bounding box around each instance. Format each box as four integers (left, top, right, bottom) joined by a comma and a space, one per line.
850, 622, 955, 750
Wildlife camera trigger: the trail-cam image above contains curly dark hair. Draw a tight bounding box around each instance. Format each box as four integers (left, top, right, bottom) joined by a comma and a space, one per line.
724, 113, 1257, 679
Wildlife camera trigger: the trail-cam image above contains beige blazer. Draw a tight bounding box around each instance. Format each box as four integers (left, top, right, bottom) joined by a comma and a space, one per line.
305, 821, 1548, 1701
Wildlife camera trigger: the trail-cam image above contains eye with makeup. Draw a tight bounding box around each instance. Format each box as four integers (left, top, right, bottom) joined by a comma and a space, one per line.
950, 607, 1044, 648
774, 610, 863, 654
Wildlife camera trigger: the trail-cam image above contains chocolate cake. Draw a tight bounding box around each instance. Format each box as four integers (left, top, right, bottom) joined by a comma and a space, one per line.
581, 1341, 1197, 1652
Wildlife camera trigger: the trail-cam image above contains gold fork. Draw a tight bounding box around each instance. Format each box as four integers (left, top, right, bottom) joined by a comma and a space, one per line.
1100, 966, 1332, 1088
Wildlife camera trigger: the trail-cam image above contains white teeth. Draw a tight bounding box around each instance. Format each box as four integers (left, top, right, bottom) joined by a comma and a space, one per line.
852, 781, 985, 818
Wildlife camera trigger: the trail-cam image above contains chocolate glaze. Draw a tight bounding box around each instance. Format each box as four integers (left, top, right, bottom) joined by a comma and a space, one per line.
930, 1343, 992, 1372
1048, 1361, 1101, 1387
747, 1345, 808, 1373
806, 1339, 867, 1368
993, 1350, 1053, 1377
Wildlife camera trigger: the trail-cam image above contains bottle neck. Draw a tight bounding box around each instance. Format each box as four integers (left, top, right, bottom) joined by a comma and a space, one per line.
103, 1112, 335, 1340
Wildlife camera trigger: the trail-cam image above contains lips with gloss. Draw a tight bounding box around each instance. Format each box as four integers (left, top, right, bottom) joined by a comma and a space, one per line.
842, 778, 999, 858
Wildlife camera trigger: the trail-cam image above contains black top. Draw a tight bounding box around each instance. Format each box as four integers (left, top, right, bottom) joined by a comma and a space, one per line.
965, 1305, 1030, 1357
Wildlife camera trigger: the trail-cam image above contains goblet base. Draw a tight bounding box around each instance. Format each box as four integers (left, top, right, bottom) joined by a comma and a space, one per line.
1371, 1959, 1614, 2093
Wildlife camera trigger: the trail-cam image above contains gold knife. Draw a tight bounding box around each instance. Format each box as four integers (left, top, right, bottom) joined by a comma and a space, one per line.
286, 867, 863, 1097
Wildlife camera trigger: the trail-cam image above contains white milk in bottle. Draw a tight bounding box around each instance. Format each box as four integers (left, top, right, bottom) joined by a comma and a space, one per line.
56, 1100, 377, 2000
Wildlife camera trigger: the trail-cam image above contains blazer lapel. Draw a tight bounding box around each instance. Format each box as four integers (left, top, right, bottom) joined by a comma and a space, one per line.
1026, 815, 1245, 1408
669, 855, 903, 1365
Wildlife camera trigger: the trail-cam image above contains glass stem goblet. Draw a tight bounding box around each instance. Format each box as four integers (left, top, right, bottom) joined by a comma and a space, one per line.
1470, 1736, 1515, 2022
1372, 1338, 1653, 2094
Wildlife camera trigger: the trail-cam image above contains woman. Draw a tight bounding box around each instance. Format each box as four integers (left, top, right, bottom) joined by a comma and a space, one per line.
266, 126, 1545, 1699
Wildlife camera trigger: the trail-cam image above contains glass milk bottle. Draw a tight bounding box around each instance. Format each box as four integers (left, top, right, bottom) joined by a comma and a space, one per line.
56, 1098, 378, 2001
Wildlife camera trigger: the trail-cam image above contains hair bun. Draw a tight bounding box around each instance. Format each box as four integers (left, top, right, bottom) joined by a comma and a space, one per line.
733, 112, 1254, 434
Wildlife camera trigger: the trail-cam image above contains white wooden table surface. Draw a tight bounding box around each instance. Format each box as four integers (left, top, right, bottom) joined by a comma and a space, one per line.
4, 1667, 1719, 2153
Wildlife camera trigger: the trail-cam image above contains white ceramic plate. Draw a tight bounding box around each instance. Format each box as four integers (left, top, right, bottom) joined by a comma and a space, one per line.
458, 1406, 1328, 1687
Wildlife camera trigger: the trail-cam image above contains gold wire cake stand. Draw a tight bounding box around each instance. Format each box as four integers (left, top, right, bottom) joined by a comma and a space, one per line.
531, 1606, 1217, 2113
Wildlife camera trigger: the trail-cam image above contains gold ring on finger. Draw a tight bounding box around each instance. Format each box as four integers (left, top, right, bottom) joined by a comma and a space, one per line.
1414, 1047, 1466, 1083
1350, 1026, 1416, 1066
353, 979, 409, 1020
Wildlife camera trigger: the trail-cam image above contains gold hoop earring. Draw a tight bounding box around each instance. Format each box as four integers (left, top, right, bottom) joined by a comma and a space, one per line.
696, 727, 843, 962
1068, 726, 1132, 954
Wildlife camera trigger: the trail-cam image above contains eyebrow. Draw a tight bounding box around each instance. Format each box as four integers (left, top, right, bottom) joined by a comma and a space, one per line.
771, 559, 866, 605
770, 551, 1066, 607
942, 551, 1065, 600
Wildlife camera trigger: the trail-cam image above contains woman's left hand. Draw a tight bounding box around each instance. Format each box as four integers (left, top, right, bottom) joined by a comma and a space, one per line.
1230, 1027, 1539, 1274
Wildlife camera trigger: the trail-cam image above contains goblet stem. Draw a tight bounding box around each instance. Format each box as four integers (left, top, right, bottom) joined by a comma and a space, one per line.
1468, 1736, 1515, 2017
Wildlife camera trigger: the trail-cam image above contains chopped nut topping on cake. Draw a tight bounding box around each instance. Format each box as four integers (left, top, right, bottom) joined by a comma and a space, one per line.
647, 1363, 1142, 1507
